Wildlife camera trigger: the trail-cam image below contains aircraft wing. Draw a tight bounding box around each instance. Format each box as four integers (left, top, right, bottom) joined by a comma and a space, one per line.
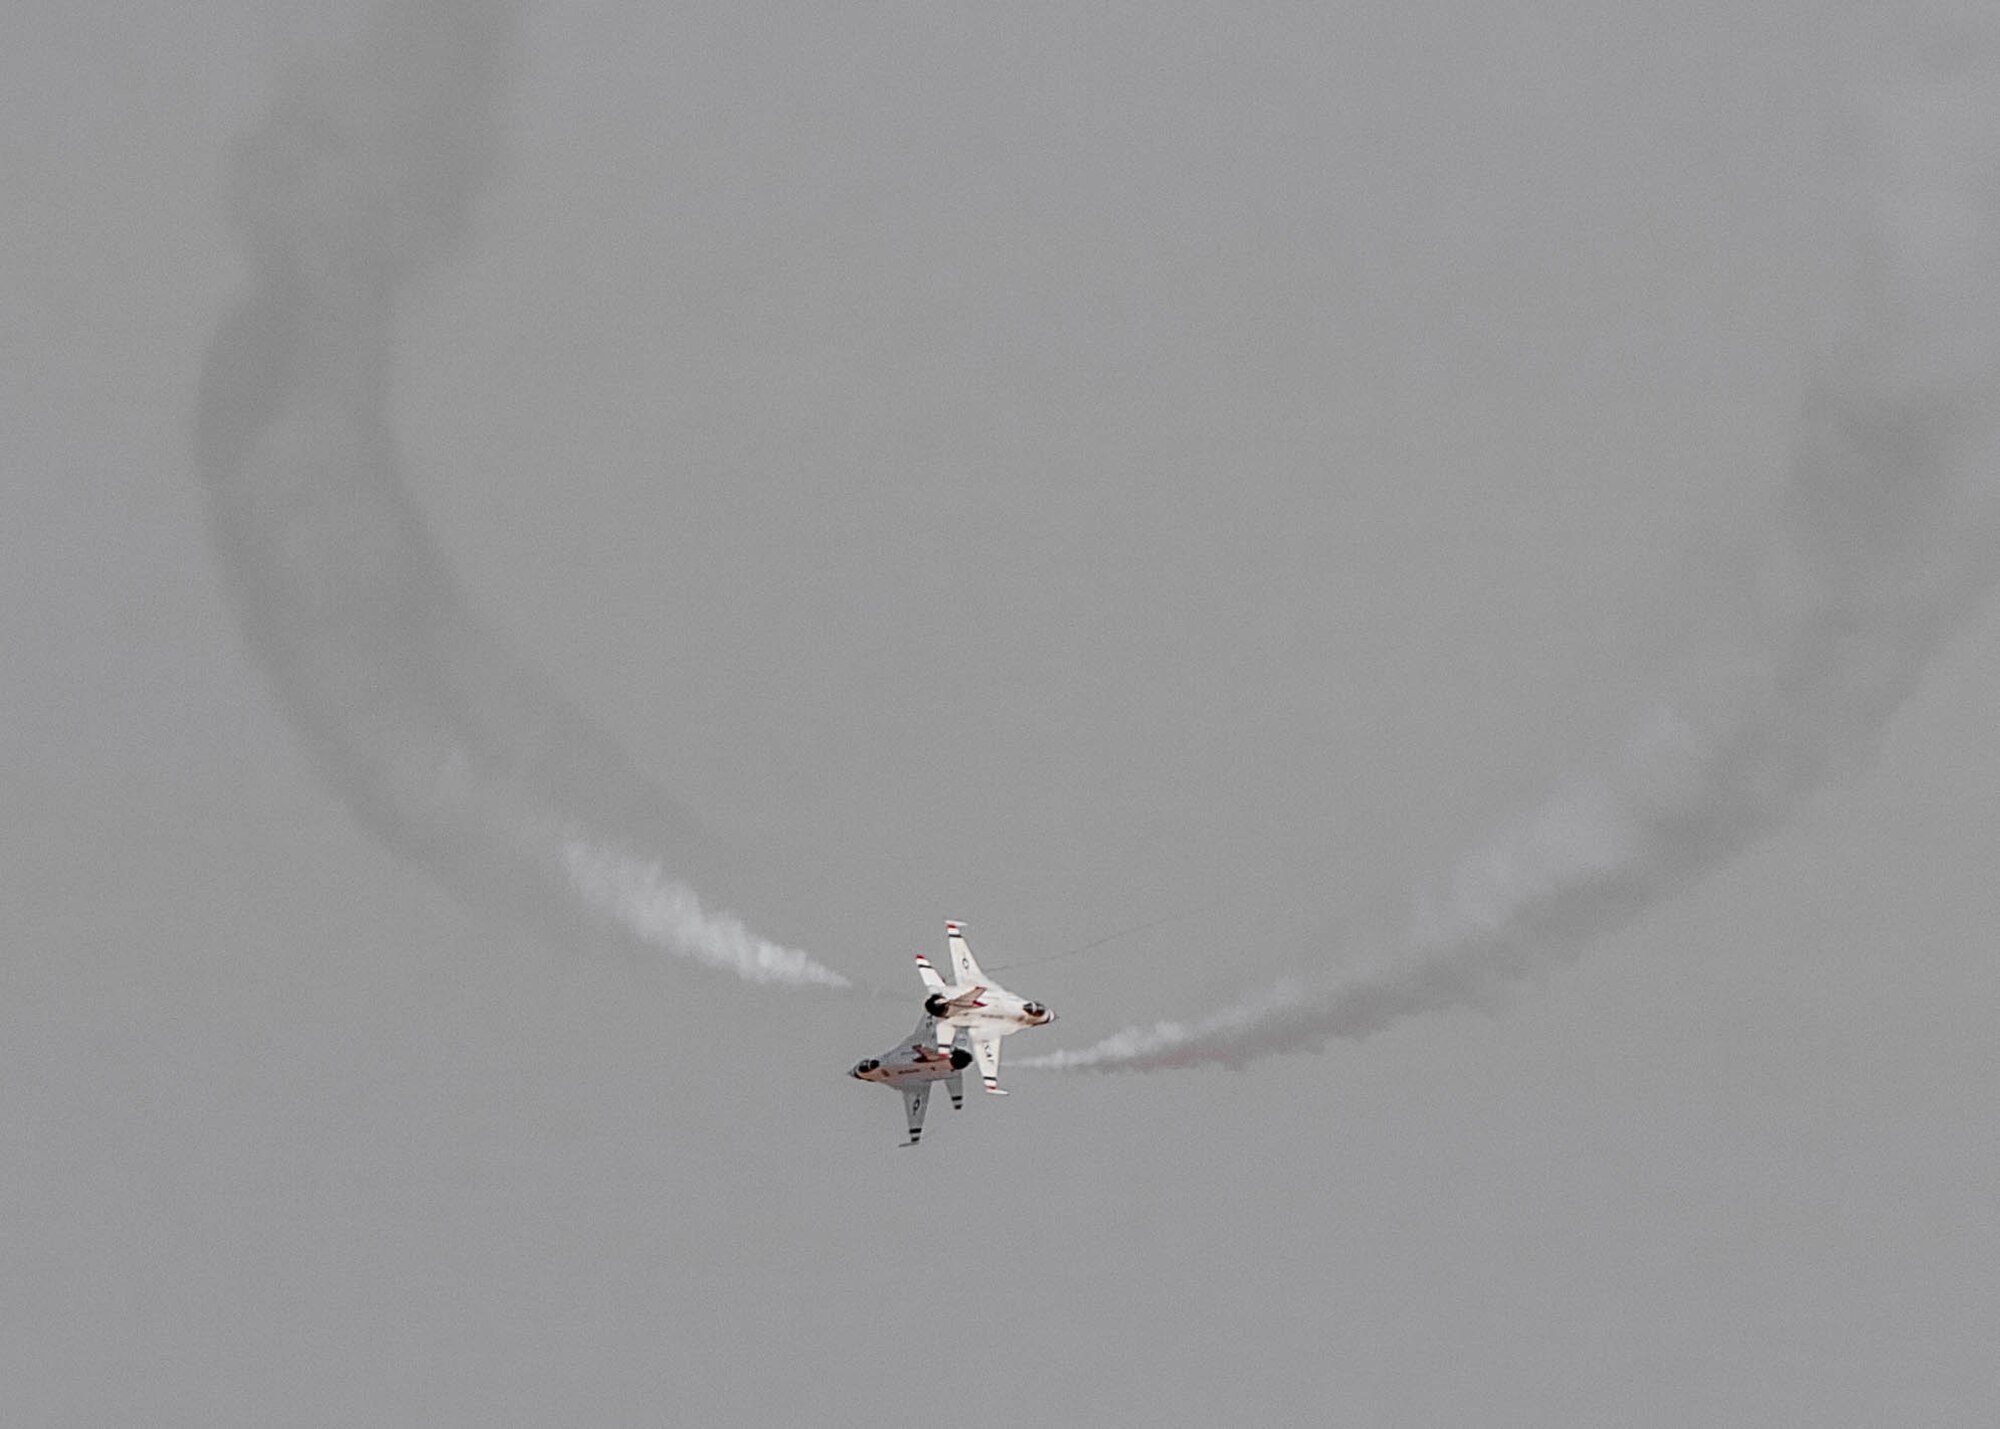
899, 1081, 933, 1147
969, 1030, 1006, 1095
904, 1011, 940, 1053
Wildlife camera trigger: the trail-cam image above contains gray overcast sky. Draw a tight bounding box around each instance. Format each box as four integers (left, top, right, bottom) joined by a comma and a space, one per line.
6, 3, 1998, 1424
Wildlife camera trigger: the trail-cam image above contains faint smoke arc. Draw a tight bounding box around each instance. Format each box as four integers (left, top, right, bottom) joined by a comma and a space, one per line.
194, 3, 847, 989
1027, 31, 2000, 1072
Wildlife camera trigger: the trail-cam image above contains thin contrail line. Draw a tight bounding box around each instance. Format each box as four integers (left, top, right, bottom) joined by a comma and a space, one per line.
986, 894, 1234, 973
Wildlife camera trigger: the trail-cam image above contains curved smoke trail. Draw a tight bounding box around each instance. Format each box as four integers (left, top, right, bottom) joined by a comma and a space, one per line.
194, 3, 848, 989
1027, 29, 2000, 1072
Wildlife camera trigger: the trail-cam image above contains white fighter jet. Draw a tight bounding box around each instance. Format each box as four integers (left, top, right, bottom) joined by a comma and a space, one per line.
914, 920, 1055, 1096
849, 1011, 973, 1147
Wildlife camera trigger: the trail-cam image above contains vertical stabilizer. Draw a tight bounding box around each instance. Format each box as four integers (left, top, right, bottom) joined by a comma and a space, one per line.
944, 920, 985, 986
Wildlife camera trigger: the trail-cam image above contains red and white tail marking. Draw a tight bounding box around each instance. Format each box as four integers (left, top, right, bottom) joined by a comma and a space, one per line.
944, 920, 986, 987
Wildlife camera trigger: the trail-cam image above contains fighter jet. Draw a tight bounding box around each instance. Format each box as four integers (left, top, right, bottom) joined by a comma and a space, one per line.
849, 1010, 973, 1147
914, 920, 1055, 1096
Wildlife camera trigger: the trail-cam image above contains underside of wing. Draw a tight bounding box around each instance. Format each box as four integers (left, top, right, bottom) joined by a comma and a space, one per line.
970, 1030, 1005, 1095
899, 1081, 933, 1147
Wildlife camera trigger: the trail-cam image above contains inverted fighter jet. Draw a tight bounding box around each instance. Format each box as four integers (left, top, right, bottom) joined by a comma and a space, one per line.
849, 1010, 973, 1147
914, 920, 1055, 1096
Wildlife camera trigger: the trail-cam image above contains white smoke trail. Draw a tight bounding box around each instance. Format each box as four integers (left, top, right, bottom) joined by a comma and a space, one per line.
193, 3, 849, 989
1026, 28, 2000, 1072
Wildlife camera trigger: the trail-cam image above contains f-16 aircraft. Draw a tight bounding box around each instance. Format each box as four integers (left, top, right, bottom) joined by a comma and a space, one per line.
914, 920, 1055, 1096
849, 1011, 973, 1147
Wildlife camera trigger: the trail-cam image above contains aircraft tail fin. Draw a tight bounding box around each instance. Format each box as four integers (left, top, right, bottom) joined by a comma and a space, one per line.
945, 920, 986, 986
